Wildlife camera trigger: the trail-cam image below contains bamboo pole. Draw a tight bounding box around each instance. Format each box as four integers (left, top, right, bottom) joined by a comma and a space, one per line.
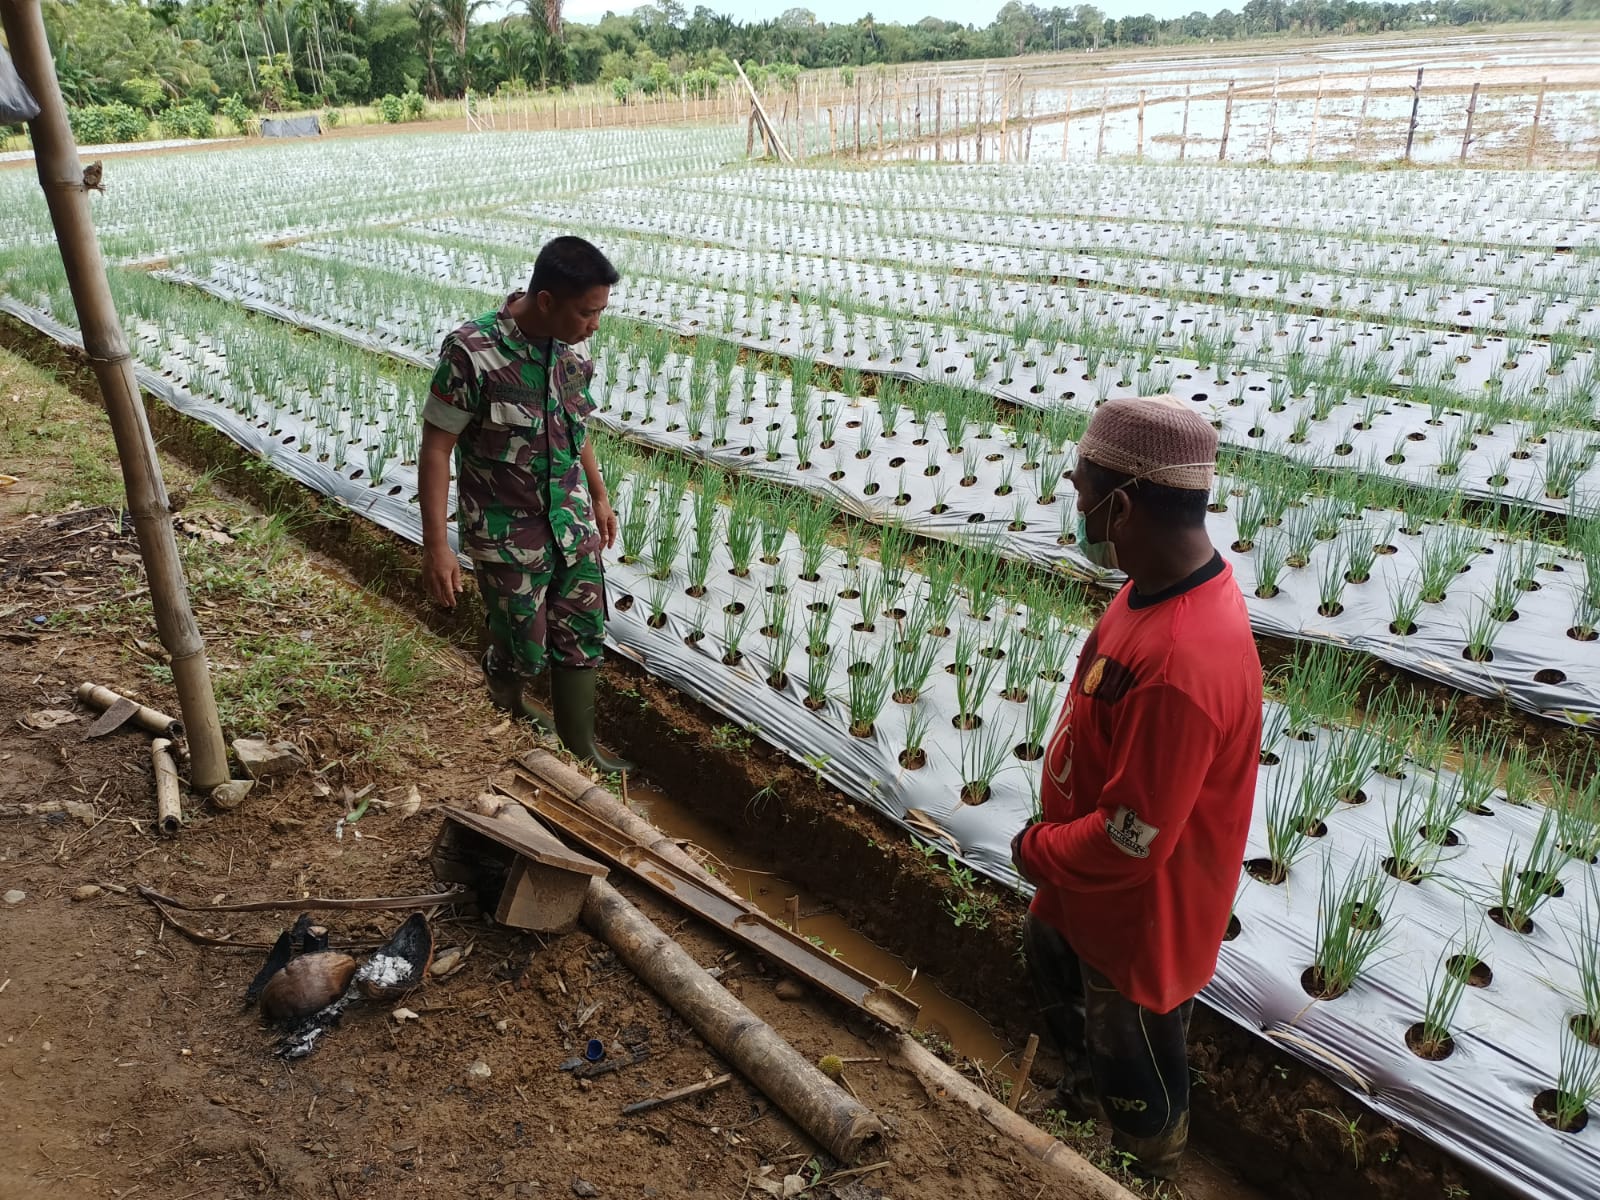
582, 872, 884, 1163
1403, 67, 1423, 162
1527, 75, 1547, 167
1460, 80, 1480, 165
1024, 89, 1035, 162
1136, 88, 1146, 160
1357, 70, 1373, 148
3, 0, 229, 793
935, 87, 942, 161
885, 1033, 1141, 1200
1178, 83, 1190, 161
1095, 86, 1108, 159
1219, 79, 1234, 162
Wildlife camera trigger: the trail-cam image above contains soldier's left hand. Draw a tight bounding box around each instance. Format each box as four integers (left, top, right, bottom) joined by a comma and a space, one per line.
595, 496, 618, 550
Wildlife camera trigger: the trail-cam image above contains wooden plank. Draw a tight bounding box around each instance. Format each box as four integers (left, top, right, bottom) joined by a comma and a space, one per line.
442, 807, 607, 878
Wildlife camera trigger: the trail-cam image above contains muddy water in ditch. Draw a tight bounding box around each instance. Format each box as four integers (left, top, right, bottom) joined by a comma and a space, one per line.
624, 782, 1015, 1070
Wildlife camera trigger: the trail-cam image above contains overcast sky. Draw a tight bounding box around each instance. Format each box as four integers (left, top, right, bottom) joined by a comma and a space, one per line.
564, 0, 1218, 27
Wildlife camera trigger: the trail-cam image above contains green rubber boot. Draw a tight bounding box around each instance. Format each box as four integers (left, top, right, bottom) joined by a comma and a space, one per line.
481, 650, 554, 733
550, 666, 633, 774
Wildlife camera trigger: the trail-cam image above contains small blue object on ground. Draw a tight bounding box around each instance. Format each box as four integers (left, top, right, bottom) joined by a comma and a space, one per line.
584, 1039, 605, 1063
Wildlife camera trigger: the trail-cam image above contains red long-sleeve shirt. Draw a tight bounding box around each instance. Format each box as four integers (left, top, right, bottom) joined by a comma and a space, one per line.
1017, 555, 1261, 1014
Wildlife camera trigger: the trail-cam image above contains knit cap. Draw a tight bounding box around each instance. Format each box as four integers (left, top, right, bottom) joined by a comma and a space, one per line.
1077, 395, 1218, 491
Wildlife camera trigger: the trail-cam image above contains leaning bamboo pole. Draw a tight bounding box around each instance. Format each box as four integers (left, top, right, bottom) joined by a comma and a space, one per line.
1, 0, 229, 791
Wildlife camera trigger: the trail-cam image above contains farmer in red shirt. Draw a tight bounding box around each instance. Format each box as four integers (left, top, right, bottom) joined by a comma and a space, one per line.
1011, 395, 1262, 1180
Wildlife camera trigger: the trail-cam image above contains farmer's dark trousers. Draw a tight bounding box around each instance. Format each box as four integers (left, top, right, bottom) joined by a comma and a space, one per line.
1023, 913, 1194, 1180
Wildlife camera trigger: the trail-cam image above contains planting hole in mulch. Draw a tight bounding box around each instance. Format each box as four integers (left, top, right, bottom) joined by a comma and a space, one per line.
1223, 914, 1241, 942
1348, 902, 1383, 933
1300, 966, 1347, 1001
1489, 906, 1535, 934
1534, 1089, 1591, 1133
1383, 856, 1425, 885
1338, 788, 1368, 806
952, 713, 982, 731
1418, 825, 1461, 847
1571, 1015, 1600, 1048
1245, 857, 1286, 885
1535, 668, 1568, 685
898, 747, 926, 770
1013, 741, 1042, 761
959, 783, 990, 806
1298, 818, 1329, 838
614, 594, 635, 612
1404, 1023, 1456, 1061
1447, 954, 1493, 988
1517, 870, 1565, 898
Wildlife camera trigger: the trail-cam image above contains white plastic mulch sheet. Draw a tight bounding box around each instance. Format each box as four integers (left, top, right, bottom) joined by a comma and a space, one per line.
8, 298, 1599, 1200
133, 270, 1600, 725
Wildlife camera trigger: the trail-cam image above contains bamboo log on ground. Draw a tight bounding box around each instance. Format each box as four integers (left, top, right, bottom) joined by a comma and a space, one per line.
151, 737, 183, 834
565, 840, 884, 1163
77, 682, 181, 737
500, 757, 1128, 1196
885, 1032, 1141, 1200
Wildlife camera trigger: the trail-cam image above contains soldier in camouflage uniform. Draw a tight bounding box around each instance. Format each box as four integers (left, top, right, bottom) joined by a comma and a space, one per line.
418, 236, 629, 771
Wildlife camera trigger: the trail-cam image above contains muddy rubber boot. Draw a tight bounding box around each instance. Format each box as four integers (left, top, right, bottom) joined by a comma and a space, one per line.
481, 650, 554, 733
1112, 1113, 1188, 1182
550, 666, 633, 773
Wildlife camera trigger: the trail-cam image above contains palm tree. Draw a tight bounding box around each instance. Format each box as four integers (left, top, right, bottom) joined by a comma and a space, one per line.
543, 0, 561, 42
410, 0, 443, 98
436, 0, 489, 95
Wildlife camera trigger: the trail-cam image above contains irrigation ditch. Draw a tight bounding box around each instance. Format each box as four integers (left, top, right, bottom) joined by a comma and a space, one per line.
0, 311, 1516, 1200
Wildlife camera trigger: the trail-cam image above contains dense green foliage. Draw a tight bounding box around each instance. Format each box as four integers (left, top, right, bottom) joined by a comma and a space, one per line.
24, 0, 1599, 142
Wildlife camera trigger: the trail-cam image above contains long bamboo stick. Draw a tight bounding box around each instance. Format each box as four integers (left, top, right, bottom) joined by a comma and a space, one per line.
886, 1032, 1140, 1200
4, 0, 229, 791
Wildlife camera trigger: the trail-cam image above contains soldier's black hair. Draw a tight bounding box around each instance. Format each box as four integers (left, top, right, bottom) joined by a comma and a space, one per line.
531, 236, 620, 299
1080, 459, 1209, 529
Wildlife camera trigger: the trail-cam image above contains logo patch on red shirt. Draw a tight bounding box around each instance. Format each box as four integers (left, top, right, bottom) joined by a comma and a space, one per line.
1106, 806, 1160, 858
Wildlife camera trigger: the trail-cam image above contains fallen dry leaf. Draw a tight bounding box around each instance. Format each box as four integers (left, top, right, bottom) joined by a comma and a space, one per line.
22, 709, 79, 731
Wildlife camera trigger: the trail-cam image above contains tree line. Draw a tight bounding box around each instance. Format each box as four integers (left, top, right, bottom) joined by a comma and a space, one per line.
37, 0, 1598, 124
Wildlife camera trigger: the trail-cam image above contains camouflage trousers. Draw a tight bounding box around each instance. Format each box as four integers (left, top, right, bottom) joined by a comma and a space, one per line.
474, 544, 606, 678
1023, 914, 1193, 1180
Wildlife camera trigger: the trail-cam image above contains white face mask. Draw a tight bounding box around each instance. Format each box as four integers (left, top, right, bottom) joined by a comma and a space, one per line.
1073, 461, 1216, 571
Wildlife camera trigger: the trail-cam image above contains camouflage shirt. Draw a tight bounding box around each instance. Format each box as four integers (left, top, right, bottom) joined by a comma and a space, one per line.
423, 293, 599, 566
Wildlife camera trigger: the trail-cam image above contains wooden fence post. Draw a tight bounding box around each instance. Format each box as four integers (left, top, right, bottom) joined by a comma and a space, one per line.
1095, 86, 1108, 160
1263, 68, 1280, 162
1403, 67, 1423, 162
1136, 88, 1146, 159
1307, 71, 1324, 161
854, 72, 862, 155
1527, 75, 1547, 167
1219, 79, 1234, 162
1178, 83, 1190, 161
1460, 80, 1480, 165
1357, 71, 1373, 147
1061, 86, 1073, 162
935, 87, 942, 161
